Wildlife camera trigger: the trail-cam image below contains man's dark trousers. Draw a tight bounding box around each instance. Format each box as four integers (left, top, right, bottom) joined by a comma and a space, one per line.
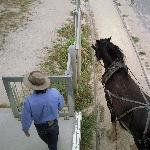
35, 120, 59, 150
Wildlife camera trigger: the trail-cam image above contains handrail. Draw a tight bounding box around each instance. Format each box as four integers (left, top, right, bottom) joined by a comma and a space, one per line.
72, 112, 82, 150
2, 74, 74, 118
74, 0, 81, 81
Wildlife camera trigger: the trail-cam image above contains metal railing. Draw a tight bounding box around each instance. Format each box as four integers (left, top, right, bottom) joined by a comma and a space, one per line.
72, 112, 82, 150
74, 0, 82, 83
2, 74, 75, 118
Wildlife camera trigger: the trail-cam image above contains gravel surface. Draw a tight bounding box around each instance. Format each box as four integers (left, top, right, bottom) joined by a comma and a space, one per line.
117, 0, 150, 91
0, 0, 73, 103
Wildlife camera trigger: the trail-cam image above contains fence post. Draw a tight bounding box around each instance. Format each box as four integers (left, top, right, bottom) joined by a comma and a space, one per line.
76, 0, 80, 12
68, 45, 77, 89
66, 76, 75, 116
74, 10, 78, 43
2, 79, 19, 118
75, 0, 81, 83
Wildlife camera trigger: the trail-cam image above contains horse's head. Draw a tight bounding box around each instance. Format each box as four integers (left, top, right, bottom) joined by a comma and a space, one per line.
92, 37, 124, 67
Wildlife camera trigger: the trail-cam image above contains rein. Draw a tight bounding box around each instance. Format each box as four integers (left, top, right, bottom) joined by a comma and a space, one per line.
102, 60, 150, 145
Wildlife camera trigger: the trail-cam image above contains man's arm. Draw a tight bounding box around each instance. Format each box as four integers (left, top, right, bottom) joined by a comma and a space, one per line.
21, 99, 33, 137
58, 92, 65, 111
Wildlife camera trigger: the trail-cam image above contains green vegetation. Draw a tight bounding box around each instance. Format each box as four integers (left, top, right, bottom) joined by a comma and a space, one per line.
81, 113, 96, 150
131, 36, 140, 43
116, 2, 122, 6
0, 103, 10, 108
122, 14, 128, 18
139, 51, 146, 56
40, 16, 94, 149
40, 21, 74, 75
0, 0, 35, 49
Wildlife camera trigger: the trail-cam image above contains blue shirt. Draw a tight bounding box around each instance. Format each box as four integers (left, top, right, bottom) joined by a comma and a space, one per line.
21, 88, 64, 132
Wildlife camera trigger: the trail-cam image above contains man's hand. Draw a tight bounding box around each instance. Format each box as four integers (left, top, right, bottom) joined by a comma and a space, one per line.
24, 131, 30, 137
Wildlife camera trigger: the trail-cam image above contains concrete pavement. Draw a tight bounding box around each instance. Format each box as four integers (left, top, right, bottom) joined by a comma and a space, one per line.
0, 109, 74, 150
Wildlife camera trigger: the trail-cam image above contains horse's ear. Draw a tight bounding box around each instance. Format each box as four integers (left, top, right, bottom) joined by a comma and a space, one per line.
107, 37, 111, 42
91, 44, 96, 50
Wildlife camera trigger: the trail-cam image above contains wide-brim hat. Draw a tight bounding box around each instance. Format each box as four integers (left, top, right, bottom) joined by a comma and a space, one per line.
23, 71, 50, 90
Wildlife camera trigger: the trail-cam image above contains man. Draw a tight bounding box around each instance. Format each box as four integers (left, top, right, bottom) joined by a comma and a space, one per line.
21, 71, 64, 150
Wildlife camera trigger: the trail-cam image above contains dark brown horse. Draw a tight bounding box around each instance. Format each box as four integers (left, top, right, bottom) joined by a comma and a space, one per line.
92, 38, 150, 149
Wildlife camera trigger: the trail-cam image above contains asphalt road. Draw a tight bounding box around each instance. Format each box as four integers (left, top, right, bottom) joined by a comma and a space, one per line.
133, 0, 150, 31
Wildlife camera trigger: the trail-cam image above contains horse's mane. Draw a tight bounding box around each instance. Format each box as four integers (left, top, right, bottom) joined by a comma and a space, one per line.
99, 38, 125, 61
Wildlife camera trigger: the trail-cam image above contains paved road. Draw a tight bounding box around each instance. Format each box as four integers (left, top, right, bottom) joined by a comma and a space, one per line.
136, 0, 150, 15
133, 0, 150, 31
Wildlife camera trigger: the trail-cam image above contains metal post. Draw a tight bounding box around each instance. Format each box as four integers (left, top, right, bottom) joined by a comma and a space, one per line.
68, 45, 77, 89
2, 79, 19, 118
76, 8, 81, 81
76, 0, 80, 12
75, 0, 81, 82
66, 76, 75, 116
74, 10, 78, 42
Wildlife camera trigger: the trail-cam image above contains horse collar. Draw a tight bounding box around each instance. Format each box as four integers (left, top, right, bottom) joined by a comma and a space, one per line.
102, 60, 128, 85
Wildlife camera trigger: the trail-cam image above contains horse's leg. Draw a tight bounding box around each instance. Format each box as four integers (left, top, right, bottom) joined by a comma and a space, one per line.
134, 138, 143, 150
105, 92, 118, 141
133, 138, 150, 150
106, 102, 117, 141
105, 92, 117, 123
130, 143, 138, 150
106, 121, 118, 141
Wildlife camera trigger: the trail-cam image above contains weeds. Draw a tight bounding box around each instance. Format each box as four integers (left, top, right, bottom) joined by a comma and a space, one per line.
131, 36, 140, 43
0, 103, 10, 108
122, 14, 128, 18
0, 0, 35, 49
116, 2, 122, 6
80, 113, 96, 150
40, 21, 74, 75
139, 51, 146, 56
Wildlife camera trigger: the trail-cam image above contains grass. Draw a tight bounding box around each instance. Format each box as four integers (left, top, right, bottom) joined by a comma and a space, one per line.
122, 14, 128, 18
40, 21, 74, 75
139, 51, 146, 56
116, 2, 122, 6
40, 14, 94, 149
80, 113, 96, 150
0, 103, 10, 108
131, 36, 140, 43
0, 0, 35, 49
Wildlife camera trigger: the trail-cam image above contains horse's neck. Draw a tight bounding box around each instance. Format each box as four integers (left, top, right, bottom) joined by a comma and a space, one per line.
103, 59, 112, 69
102, 50, 113, 68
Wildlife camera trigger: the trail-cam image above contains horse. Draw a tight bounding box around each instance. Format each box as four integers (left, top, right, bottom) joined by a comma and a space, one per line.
92, 37, 150, 149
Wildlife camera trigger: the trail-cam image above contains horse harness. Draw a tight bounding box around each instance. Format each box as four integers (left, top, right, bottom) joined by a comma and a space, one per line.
102, 60, 150, 145
102, 59, 128, 85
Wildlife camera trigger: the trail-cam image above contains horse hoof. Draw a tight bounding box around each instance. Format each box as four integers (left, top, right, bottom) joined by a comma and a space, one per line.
130, 144, 138, 150
106, 129, 117, 142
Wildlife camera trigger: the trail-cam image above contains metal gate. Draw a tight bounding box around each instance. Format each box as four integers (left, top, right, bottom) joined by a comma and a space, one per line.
2, 74, 75, 118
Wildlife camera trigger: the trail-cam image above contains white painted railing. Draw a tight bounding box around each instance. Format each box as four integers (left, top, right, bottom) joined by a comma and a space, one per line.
72, 112, 82, 150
